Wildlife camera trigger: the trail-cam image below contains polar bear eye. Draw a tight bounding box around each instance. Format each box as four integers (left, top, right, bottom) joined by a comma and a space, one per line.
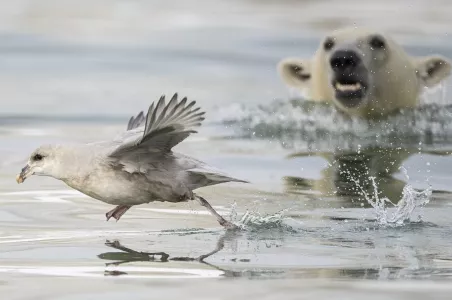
369, 36, 385, 49
291, 65, 302, 73
323, 38, 335, 51
289, 64, 310, 80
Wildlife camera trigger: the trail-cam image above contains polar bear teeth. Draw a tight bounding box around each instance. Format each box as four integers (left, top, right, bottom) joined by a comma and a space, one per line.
335, 82, 362, 92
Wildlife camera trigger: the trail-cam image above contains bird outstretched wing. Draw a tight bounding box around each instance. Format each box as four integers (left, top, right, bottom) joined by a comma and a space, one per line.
109, 93, 205, 158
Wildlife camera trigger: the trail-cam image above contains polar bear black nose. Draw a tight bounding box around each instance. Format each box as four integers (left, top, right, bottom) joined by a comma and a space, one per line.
330, 50, 361, 71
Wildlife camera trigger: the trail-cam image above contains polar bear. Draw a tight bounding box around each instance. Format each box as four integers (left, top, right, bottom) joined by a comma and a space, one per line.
278, 27, 451, 118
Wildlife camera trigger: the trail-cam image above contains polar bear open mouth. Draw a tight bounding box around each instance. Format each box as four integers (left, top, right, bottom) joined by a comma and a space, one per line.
332, 78, 368, 107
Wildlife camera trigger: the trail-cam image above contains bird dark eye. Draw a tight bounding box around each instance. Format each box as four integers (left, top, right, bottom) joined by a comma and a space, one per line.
369, 36, 385, 49
33, 154, 43, 161
324, 38, 335, 51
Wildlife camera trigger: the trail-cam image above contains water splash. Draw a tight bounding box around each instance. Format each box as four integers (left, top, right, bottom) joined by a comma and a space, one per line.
226, 199, 293, 230
234, 208, 297, 232
218, 84, 452, 152
351, 172, 432, 226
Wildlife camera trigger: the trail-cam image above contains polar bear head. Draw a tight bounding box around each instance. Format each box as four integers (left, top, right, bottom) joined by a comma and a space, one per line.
278, 27, 451, 117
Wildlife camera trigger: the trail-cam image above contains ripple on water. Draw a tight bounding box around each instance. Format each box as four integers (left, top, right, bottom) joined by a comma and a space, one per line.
0, 265, 223, 279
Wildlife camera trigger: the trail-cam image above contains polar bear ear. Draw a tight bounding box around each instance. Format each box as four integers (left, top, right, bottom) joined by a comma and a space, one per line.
415, 55, 452, 88
277, 58, 312, 88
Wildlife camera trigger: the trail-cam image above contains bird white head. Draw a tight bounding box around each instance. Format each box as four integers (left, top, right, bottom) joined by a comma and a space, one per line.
16, 144, 65, 183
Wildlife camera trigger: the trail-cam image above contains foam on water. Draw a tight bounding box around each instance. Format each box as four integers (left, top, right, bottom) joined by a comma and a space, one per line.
230, 205, 299, 232
237, 209, 287, 229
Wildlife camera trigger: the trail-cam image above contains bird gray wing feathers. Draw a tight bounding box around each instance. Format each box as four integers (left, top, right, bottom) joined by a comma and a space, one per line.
126, 110, 145, 130
109, 93, 205, 157
104, 93, 205, 173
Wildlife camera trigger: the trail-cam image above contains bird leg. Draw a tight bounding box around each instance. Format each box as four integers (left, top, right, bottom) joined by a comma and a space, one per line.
106, 205, 131, 221
195, 196, 239, 230
196, 231, 227, 262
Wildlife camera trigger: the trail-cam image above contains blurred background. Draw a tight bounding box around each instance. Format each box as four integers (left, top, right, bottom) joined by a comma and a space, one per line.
1, 0, 451, 116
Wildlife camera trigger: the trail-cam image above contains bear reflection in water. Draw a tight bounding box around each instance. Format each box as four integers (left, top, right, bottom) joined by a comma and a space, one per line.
284, 147, 449, 204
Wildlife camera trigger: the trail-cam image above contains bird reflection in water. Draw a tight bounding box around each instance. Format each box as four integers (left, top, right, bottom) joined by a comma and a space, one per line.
98, 231, 238, 277
98, 231, 285, 278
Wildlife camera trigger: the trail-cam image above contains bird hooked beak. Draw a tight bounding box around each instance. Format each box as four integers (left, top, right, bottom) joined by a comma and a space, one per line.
16, 164, 32, 184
